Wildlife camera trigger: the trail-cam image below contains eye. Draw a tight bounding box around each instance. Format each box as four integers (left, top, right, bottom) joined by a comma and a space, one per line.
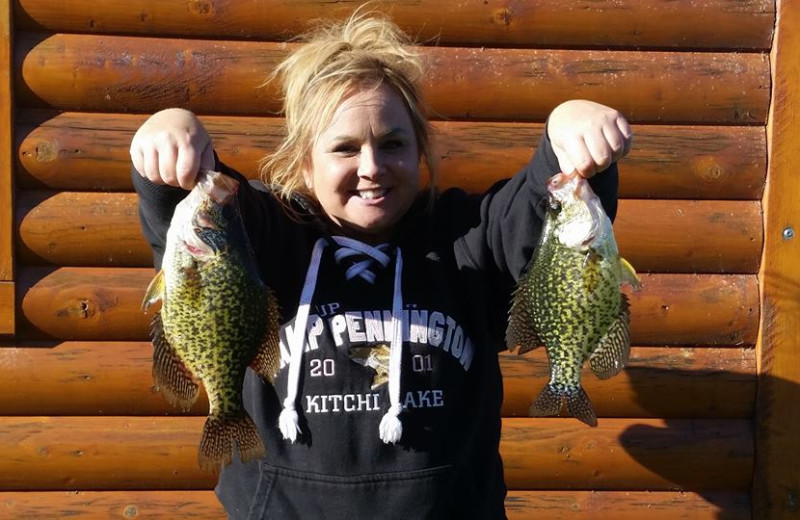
382, 139, 404, 150
548, 196, 561, 213
332, 144, 358, 156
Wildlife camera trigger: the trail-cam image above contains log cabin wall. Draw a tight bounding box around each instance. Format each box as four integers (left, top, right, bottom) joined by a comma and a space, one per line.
0, 0, 796, 518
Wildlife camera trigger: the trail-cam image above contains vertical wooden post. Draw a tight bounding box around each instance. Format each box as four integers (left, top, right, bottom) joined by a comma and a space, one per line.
755, 0, 800, 518
0, 0, 14, 335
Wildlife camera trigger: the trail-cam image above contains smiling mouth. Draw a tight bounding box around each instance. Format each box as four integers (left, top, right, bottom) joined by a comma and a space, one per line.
356, 188, 389, 200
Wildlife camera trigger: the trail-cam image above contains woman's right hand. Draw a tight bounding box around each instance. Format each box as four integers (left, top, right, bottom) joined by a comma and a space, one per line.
130, 108, 215, 189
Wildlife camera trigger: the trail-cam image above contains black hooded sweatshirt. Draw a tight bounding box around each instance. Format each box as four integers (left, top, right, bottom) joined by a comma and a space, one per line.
132, 131, 618, 520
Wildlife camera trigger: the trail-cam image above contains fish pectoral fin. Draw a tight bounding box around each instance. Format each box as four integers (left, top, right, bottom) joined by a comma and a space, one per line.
151, 312, 200, 411
620, 256, 642, 288
141, 269, 166, 312
250, 288, 282, 384
589, 294, 632, 380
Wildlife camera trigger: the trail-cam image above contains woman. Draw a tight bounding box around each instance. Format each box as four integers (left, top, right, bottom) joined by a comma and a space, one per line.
131, 12, 631, 520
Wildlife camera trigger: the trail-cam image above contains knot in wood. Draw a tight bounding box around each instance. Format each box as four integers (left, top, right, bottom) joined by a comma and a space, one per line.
188, 0, 214, 16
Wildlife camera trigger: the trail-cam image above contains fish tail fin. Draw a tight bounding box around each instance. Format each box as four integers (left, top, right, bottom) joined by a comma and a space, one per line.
529, 384, 563, 418
198, 412, 266, 473
530, 384, 598, 427
566, 386, 598, 427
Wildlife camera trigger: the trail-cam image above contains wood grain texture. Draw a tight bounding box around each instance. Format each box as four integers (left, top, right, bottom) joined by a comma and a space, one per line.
0, 0, 13, 282
15, 110, 767, 200
501, 418, 753, 491
0, 342, 755, 419
14, 33, 770, 124
0, 489, 752, 520
754, 0, 800, 518
15, 192, 763, 273
504, 490, 751, 520
0, 281, 13, 334
0, 490, 224, 519
12, 0, 774, 50
0, 416, 752, 491
14, 268, 759, 345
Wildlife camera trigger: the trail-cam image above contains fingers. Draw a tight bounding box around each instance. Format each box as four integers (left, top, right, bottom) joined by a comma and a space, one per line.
554, 131, 613, 179
129, 109, 211, 189
549, 102, 634, 178
174, 144, 201, 190
616, 116, 634, 157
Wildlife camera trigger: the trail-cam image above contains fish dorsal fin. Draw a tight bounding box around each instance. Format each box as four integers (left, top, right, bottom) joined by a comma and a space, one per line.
142, 270, 166, 312
620, 257, 642, 288
589, 294, 632, 380
250, 288, 282, 384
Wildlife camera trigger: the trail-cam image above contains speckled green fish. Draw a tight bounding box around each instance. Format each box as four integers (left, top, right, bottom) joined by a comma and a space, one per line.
506, 172, 640, 427
142, 169, 280, 472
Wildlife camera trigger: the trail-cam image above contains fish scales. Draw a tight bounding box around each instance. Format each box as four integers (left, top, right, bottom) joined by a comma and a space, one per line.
143, 169, 280, 473
507, 172, 639, 427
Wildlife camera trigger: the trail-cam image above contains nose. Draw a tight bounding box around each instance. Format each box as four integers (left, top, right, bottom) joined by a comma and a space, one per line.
357, 145, 382, 179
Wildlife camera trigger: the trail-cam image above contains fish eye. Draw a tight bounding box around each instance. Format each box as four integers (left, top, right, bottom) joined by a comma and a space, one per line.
548, 196, 561, 213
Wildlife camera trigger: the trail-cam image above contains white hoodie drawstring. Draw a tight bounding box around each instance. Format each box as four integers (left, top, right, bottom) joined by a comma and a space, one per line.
379, 246, 404, 444
278, 238, 327, 443
278, 236, 406, 444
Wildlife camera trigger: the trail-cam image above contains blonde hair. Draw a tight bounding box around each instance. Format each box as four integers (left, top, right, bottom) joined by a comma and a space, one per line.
260, 11, 437, 205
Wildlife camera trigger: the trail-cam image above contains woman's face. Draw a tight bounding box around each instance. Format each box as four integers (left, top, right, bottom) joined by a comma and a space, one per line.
304, 84, 421, 244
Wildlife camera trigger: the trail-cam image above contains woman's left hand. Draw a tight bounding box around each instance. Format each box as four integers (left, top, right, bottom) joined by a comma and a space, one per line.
547, 100, 633, 178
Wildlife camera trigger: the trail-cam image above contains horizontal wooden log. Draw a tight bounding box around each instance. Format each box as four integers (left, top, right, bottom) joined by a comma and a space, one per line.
16, 110, 767, 200
505, 490, 751, 520
0, 417, 212, 490
16, 192, 149, 267
0, 342, 755, 419
502, 346, 756, 419
0, 489, 752, 520
0, 416, 752, 491
0, 342, 208, 416
15, 268, 760, 345
613, 200, 762, 274
13, 0, 774, 51
0, 490, 224, 519
15, 192, 763, 273
501, 418, 753, 491
14, 33, 770, 124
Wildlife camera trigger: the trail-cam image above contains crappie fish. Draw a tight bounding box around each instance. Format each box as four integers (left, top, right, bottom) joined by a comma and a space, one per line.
506, 172, 640, 427
142, 169, 280, 472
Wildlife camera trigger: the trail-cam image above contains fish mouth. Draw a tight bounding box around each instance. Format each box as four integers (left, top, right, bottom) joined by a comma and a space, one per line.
179, 211, 222, 258
197, 169, 239, 205
193, 211, 219, 232
181, 231, 215, 258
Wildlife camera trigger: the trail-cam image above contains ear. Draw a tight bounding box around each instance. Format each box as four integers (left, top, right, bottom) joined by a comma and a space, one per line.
302, 167, 313, 191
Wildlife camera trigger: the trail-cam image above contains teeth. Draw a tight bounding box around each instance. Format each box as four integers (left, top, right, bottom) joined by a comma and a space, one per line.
357, 188, 388, 200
